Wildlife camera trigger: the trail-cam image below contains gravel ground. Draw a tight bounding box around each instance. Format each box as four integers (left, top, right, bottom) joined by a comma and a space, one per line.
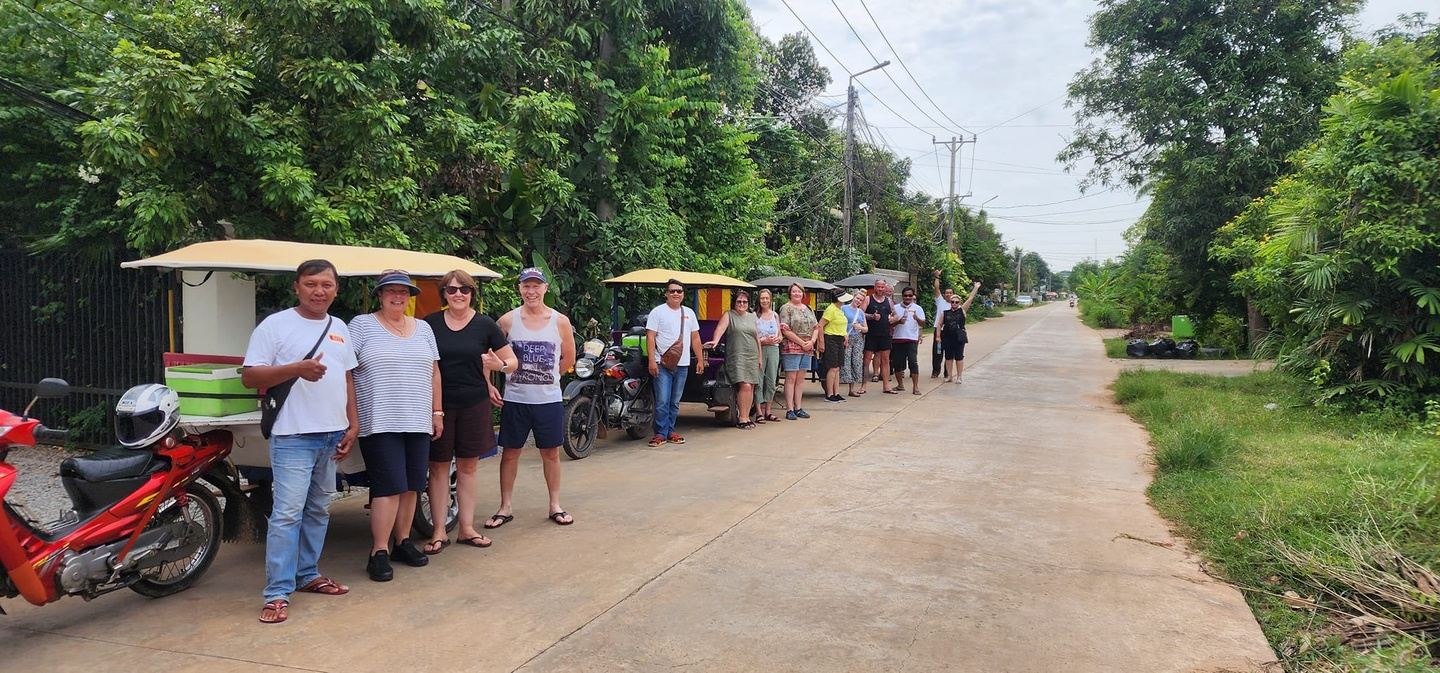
5, 444, 78, 525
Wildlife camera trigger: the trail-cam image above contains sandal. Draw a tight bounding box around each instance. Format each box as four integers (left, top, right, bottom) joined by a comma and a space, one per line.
549, 511, 574, 526
423, 539, 450, 555
736, 421, 756, 429
667, 433, 686, 445
763, 414, 782, 422
648, 435, 666, 447
457, 535, 492, 548
483, 513, 514, 529
883, 389, 899, 395
259, 599, 289, 624
297, 576, 349, 595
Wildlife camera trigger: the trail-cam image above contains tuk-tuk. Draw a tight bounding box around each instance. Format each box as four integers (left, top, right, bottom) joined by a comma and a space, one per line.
600, 269, 756, 424
122, 239, 501, 536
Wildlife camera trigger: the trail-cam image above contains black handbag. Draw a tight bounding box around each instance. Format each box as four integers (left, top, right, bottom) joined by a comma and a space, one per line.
259, 316, 332, 439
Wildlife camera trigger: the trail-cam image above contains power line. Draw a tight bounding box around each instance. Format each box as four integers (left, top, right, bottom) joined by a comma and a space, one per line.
977, 95, 1066, 135
826, 0, 964, 137
854, 0, 973, 136
776, 0, 935, 136
985, 187, 1122, 209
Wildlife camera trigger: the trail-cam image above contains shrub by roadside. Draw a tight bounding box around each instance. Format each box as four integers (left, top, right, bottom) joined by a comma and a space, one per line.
1113, 370, 1440, 671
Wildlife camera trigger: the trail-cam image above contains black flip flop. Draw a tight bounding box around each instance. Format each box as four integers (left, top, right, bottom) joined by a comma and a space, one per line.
457, 535, 492, 548
483, 513, 514, 529
548, 511, 574, 526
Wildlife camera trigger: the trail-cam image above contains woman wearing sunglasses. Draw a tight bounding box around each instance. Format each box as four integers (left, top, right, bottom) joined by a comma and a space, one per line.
421, 270, 517, 553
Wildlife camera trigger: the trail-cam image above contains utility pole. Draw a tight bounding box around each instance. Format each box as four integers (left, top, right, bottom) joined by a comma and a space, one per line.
932, 135, 975, 257
1015, 248, 1024, 299
843, 61, 890, 260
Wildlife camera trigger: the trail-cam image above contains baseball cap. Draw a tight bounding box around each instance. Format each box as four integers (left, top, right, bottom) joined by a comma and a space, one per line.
518, 267, 548, 283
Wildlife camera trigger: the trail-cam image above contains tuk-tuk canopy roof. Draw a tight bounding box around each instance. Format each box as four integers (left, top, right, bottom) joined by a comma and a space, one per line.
602, 269, 753, 288
120, 239, 501, 279
748, 275, 838, 292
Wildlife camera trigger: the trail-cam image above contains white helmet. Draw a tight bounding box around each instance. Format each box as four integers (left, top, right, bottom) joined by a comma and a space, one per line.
114, 384, 181, 448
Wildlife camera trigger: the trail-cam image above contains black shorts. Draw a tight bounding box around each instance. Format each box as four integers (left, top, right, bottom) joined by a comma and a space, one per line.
942, 337, 967, 361
498, 401, 564, 450
864, 331, 892, 352
821, 334, 846, 370
431, 399, 497, 462
890, 341, 919, 374
359, 432, 430, 497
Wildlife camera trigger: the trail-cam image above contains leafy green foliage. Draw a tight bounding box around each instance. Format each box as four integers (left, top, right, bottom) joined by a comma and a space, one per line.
1217, 30, 1440, 405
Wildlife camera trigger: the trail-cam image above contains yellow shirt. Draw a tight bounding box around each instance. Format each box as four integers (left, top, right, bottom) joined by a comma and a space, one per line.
821, 303, 849, 337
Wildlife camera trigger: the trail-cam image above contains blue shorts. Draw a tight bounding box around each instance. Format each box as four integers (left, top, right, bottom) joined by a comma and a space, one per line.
358, 432, 429, 497
498, 401, 564, 449
781, 353, 812, 372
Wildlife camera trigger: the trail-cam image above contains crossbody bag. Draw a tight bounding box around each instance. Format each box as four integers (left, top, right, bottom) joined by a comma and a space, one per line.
259, 316, 333, 439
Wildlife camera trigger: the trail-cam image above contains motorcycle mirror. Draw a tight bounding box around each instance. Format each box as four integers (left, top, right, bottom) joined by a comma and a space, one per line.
35, 378, 71, 399
22, 377, 70, 418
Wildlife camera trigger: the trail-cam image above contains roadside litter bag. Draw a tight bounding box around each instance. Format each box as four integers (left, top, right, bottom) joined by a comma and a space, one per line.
1125, 339, 1149, 358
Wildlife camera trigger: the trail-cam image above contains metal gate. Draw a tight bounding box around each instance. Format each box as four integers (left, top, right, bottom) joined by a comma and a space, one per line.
0, 247, 171, 443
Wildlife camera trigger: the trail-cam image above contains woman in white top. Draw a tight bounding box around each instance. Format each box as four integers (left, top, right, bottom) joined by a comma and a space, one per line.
350, 270, 442, 582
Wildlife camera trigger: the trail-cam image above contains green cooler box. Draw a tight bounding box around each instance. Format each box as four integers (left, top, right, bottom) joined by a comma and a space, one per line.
622, 333, 649, 356
165, 364, 258, 417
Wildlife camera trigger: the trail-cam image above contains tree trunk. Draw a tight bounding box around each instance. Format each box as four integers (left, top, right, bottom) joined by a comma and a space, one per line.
1245, 297, 1268, 352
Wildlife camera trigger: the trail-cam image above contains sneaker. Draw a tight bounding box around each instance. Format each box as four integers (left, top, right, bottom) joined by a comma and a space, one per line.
391, 538, 429, 568
785, 410, 798, 421
367, 550, 394, 582
825, 395, 842, 403
794, 409, 811, 419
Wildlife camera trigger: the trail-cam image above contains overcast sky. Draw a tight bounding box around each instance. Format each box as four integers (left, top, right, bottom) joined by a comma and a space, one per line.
746, 0, 1429, 271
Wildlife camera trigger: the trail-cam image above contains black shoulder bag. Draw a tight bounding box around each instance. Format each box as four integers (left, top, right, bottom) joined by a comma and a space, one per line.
259, 316, 333, 439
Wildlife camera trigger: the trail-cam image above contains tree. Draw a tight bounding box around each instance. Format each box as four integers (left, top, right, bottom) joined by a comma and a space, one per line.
1060, 0, 1359, 326
1214, 27, 1440, 404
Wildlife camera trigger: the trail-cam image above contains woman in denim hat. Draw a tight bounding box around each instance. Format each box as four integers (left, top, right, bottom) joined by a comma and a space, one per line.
349, 269, 443, 581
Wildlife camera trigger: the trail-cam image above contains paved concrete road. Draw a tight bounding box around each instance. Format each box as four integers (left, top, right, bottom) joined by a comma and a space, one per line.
2, 304, 1273, 673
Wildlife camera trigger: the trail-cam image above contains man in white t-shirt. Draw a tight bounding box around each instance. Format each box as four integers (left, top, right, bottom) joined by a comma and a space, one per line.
242, 259, 359, 625
889, 286, 927, 395
645, 278, 704, 446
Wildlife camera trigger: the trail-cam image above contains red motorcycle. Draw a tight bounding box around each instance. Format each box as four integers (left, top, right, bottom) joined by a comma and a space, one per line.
0, 379, 240, 612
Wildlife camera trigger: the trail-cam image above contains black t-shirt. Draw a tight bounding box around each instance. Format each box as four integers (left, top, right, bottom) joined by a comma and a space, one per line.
943, 307, 968, 341
424, 311, 509, 408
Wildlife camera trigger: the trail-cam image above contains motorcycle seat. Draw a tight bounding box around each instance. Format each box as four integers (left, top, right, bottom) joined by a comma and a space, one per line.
60, 448, 162, 482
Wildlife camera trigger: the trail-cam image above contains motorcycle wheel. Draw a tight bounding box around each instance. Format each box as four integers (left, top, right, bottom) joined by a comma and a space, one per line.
624, 388, 655, 440
130, 482, 223, 598
563, 395, 598, 460
411, 461, 458, 538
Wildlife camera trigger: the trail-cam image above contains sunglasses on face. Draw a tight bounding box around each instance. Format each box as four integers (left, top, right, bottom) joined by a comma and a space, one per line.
444, 286, 475, 296
666, 289, 684, 294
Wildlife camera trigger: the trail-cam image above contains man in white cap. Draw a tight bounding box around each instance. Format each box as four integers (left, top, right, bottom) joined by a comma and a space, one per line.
484, 267, 578, 529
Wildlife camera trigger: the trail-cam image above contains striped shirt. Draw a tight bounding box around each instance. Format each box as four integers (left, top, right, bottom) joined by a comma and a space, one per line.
350, 313, 439, 437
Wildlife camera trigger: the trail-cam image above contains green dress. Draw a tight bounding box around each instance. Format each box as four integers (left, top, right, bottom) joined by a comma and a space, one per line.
724, 310, 762, 385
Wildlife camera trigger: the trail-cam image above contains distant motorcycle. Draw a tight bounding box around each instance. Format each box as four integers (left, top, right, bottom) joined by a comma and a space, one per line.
561, 332, 655, 460
1069, 298, 1076, 307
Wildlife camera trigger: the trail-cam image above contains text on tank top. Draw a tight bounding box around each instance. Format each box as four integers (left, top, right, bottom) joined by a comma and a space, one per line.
504, 308, 563, 404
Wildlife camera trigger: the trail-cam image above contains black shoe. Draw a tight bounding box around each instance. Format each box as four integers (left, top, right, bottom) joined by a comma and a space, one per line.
367, 550, 394, 582
391, 538, 429, 567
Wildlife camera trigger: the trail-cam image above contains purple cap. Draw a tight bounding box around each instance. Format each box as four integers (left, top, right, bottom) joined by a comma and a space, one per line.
517, 267, 548, 283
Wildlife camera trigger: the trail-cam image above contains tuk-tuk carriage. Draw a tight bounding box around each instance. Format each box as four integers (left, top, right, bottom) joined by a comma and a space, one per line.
599, 269, 756, 425
122, 239, 501, 536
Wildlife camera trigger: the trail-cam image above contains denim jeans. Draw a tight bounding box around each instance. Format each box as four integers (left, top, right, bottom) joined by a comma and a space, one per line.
264, 430, 343, 601
653, 365, 689, 438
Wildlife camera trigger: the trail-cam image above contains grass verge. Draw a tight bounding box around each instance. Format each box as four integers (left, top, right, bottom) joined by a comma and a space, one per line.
1113, 370, 1440, 671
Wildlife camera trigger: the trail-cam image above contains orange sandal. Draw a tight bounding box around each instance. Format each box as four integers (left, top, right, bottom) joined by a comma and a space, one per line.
259, 599, 288, 624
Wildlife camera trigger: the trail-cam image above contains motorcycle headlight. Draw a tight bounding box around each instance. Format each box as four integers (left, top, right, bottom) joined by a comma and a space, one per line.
582, 338, 607, 359
574, 358, 596, 379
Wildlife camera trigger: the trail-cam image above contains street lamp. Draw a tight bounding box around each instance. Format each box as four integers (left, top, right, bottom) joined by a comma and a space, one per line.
843, 61, 890, 257
858, 202, 870, 259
